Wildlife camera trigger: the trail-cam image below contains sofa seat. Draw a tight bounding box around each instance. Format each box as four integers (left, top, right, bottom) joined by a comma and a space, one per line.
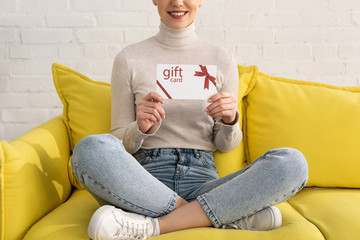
24, 189, 324, 240
288, 188, 360, 240
23, 190, 99, 240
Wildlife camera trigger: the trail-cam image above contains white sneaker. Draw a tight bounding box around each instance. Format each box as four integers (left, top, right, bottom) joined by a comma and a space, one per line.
222, 206, 282, 231
88, 205, 160, 240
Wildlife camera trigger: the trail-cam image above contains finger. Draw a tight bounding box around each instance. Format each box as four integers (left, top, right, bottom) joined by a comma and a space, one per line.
140, 101, 166, 119
144, 91, 165, 104
205, 97, 234, 113
206, 95, 236, 114
209, 109, 236, 120
138, 106, 163, 122
207, 103, 236, 117
208, 92, 232, 103
138, 111, 160, 123
138, 119, 156, 133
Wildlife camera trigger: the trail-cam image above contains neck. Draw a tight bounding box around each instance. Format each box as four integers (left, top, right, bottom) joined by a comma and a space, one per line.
155, 21, 199, 48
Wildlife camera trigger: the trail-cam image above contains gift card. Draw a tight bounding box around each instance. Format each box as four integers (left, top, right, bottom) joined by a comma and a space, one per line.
156, 64, 217, 100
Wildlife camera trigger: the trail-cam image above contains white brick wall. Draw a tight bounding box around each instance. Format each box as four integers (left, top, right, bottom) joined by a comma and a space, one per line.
1, 0, 360, 142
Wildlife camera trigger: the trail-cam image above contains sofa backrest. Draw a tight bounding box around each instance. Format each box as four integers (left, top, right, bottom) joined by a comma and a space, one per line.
239, 65, 360, 188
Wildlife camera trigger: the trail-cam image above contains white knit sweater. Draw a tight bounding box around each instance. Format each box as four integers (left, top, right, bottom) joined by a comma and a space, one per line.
110, 21, 242, 154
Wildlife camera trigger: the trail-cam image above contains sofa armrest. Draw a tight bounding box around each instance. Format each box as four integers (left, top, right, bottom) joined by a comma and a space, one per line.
0, 116, 72, 240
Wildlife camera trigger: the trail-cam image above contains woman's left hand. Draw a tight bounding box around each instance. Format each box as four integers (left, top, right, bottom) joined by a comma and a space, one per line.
205, 92, 238, 125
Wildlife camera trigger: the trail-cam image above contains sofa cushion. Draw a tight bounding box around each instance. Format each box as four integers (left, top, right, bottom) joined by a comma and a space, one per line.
0, 116, 72, 240
240, 65, 360, 188
23, 189, 100, 240
52, 63, 111, 150
23, 190, 324, 240
52, 63, 112, 189
154, 201, 324, 240
288, 188, 360, 239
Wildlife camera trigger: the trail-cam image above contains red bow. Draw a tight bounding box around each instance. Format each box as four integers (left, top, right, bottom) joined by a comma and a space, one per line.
194, 65, 216, 90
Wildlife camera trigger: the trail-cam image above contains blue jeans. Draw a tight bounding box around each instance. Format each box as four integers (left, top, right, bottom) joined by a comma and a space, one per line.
72, 134, 308, 228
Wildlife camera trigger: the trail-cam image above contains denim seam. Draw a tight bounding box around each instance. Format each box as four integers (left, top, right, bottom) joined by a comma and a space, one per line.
73, 162, 165, 217
174, 166, 189, 178
160, 192, 178, 217
196, 195, 222, 228
277, 177, 308, 203
198, 177, 308, 226
259, 177, 310, 218
186, 173, 230, 201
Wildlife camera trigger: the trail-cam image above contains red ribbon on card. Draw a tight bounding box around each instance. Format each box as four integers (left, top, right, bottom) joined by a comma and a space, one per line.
156, 80, 172, 99
194, 65, 216, 90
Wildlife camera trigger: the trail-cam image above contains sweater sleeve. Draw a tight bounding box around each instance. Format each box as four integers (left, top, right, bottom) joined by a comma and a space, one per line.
110, 51, 158, 154
212, 55, 243, 153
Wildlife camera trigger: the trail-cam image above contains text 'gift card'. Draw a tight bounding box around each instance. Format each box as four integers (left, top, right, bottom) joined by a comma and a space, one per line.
156, 64, 217, 100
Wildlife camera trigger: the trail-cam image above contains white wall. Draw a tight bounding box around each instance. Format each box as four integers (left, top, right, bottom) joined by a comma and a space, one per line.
1, 0, 360, 142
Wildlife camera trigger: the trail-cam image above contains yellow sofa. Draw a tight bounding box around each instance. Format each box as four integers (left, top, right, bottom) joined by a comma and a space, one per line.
1, 63, 360, 240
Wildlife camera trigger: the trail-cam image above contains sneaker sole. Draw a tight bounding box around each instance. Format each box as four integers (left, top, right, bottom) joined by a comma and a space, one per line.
88, 205, 115, 240
269, 206, 282, 229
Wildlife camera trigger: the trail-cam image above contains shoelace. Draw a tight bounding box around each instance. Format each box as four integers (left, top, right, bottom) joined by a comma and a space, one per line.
111, 212, 151, 240
235, 216, 251, 230
223, 215, 255, 231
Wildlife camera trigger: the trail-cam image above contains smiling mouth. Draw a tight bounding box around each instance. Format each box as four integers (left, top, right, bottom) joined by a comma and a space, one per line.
168, 11, 188, 18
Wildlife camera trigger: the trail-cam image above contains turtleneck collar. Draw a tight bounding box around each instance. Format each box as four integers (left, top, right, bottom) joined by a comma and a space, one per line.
155, 20, 199, 48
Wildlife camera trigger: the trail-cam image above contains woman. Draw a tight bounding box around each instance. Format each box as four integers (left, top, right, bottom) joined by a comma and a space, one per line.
71, 0, 309, 239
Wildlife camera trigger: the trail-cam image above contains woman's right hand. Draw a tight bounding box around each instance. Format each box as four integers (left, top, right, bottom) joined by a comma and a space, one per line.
137, 91, 166, 133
